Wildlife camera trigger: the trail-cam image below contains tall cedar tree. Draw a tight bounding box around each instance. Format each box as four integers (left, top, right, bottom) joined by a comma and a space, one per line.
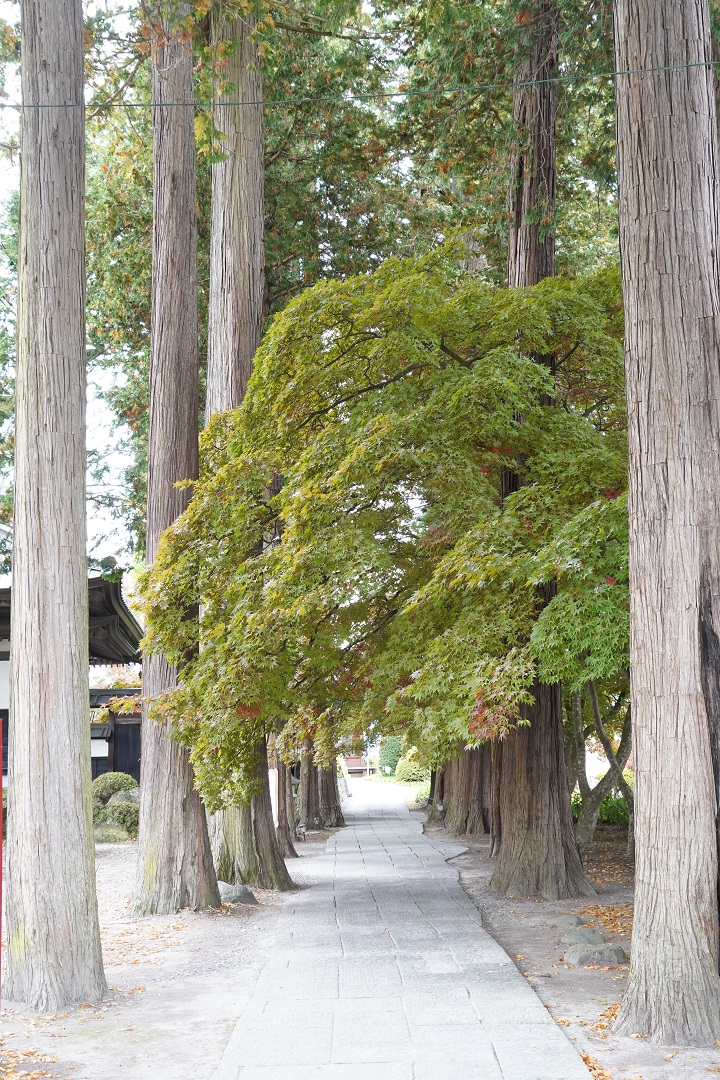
614, 0, 720, 1043
205, 4, 293, 890
489, 1, 592, 900
6, 0, 106, 1008
133, 6, 220, 915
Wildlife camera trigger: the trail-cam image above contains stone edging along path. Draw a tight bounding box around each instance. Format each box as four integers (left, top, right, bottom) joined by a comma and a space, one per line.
210, 780, 592, 1080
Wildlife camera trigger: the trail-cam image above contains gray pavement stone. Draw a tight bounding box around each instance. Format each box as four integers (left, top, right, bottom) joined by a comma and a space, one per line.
210, 780, 591, 1080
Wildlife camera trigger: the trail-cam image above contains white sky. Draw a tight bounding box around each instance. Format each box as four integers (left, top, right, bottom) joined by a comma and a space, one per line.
0, 0, 135, 563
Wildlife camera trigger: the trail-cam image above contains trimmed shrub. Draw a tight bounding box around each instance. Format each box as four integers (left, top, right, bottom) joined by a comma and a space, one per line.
379, 736, 403, 776
395, 751, 431, 785
111, 800, 139, 838
598, 792, 630, 826
92, 771, 138, 804
94, 823, 130, 843
571, 789, 630, 827
93, 803, 111, 825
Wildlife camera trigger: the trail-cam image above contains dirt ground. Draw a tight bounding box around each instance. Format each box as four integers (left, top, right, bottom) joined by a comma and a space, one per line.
0, 836, 327, 1080
430, 818, 720, 1080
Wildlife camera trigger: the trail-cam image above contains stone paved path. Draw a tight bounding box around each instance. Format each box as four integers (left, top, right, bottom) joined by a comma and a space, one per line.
211, 780, 590, 1080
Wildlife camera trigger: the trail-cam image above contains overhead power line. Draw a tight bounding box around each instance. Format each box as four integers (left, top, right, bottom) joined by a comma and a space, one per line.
0, 58, 718, 110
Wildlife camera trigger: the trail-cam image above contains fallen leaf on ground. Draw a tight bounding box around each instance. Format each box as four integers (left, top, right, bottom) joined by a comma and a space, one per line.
581, 1052, 612, 1080
577, 903, 633, 937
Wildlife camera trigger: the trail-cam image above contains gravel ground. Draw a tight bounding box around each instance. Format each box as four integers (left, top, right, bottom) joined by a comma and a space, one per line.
432, 820, 720, 1080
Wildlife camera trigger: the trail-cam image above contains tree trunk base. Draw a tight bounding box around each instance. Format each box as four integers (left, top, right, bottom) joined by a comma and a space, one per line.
490, 680, 595, 901
210, 743, 294, 891
134, 658, 221, 915
615, 968, 720, 1045
318, 764, 345, 829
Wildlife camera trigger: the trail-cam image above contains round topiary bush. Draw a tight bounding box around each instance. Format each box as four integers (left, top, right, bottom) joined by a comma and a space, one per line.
394, 751, 431, 785
110, 799, 139, 838
92, 771, 138, 805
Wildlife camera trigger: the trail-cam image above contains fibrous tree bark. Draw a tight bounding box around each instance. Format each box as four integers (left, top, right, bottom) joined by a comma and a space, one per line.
491, 1, 592, 900
491, 680, 593, 899
317, 764, 345, 829
441, 748, 491, 836
208, 738, 293, 890
506, 2, 556, 289
205, 5, 265, 419
614, 0, 720, 1042
204, 7, 290, 887
299, 743, 321, 829
6, 0, 106, 1010
133, 10, 220, 915
275, 756, 299, 857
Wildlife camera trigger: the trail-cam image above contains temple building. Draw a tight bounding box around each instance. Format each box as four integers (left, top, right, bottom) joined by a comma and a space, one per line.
0, 575, 143, 782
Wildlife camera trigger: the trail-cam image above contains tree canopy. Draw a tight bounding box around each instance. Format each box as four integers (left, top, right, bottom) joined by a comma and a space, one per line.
141, 248, 626, 806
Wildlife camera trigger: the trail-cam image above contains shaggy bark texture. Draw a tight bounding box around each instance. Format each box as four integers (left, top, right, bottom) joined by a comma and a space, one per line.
614, 0, 720, 1042
210, 742, 293, 890
6, 0, 106, 1010
441, 748, 491, 836
492, 2, 591, 900
491, 679, 595, 900
318, 765, 346, 829
133, 11, 219, 916
205, 8, 264, 418
275, 758, 299, 858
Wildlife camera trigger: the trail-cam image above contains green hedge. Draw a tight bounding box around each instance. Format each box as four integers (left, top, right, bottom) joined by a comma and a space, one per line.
92, 771, 138, 804
571, 789, 629, 827
112, 800, 139, 837
95, 823, 130, 843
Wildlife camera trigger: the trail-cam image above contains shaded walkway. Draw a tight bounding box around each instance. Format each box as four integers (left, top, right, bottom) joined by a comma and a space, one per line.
211, 780, 590, 1080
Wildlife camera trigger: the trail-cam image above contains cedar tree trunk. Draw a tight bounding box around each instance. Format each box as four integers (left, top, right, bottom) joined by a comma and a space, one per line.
491, 3, 591, 899
6, 0, 106, 1009
210, 739, 293, 889
614, 0, 720, 1042
492, 679, 593, 899
134, 12, 220, 915
276, 757, 299, 858
318, 764, 345, 829
442, 748, 491, 836
205, 7, 265, 418
299, 745, 321, 829
205, 10, 289, 887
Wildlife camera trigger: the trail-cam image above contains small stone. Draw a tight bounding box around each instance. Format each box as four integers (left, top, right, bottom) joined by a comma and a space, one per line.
564, 942, 628, 966
108, 789, 139, 806
562, 928, 606, 946
548, 914, 584, 928
217, 881, 258, 905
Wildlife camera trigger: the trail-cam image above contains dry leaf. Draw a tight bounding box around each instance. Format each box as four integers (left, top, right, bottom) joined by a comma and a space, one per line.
581, 1052, 612, 1080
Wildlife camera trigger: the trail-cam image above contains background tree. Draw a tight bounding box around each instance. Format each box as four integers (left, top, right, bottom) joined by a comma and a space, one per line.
6, 0, 106, 1008
614, 0, 720, 1043
203, 0, 293, 891
488, 0, 591, 901
133, 4, 220, 915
